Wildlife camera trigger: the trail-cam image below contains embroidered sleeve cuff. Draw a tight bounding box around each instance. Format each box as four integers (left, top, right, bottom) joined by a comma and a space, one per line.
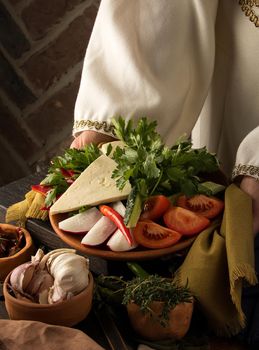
73, 120, 116, 138
232, 164, 259, 181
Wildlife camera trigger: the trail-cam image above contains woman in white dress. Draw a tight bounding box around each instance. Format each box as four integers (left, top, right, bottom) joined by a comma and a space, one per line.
71, 0, 259, 177
70, 1, 259, 343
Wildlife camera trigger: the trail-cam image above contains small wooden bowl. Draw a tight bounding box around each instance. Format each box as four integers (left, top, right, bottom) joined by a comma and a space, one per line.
127, 299, 194, 341
0, 223, 35, 282
3, 271, 94, 327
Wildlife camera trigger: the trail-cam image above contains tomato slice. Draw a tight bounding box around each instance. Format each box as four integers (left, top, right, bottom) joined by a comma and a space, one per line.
163, 206, 210, 236
140, 195, 171, 221
133, 220, 182, 249
177, 194, 224, 219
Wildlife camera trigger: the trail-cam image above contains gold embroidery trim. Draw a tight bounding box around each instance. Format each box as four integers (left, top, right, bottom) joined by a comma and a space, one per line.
239, 0, 259, 28
73, 120, 116, 136
232, 164, 259, 180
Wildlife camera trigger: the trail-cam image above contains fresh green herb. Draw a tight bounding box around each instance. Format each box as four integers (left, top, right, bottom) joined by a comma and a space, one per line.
41, 144, 101, 207
122, 275, 193, 327
106, 143, 113, 156
124, 187, 142, 227
199, 181, 226, 195
78, 205, 91, 213
94, 274, 127, 306
47, 143, 101, 173
111, 117, 220, 226
45, 187, 59, 208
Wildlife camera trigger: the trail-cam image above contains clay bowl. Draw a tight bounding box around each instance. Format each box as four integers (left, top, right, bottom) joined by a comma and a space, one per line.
3, 271, 94, 327
127, 298, 194, 341
0, 223, 35, 282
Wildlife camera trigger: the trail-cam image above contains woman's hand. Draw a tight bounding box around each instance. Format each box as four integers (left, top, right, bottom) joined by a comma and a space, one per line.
240, 176, 259, 237
70, 130, 116, 149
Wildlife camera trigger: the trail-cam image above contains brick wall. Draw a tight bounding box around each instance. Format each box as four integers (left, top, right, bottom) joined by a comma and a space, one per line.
0, 0, 99, 186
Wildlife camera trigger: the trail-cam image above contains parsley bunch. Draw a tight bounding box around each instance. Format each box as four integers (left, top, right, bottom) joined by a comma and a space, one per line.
111, 117, 220, 226
41, 144, 101, 207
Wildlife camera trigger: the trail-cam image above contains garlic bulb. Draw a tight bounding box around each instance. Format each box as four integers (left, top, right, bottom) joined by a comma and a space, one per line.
9, 248, 90, 304
47, 252, 89, 304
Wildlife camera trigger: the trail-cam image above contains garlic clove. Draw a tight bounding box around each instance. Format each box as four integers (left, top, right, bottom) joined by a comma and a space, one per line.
45, 250, 76, 272
48, 253, 89, 302
10, 262, 37, 293
48, 284, 67, 304
39, 248, 76, 270
25, 269, 54, 300
38, 289, 50, 304
31, 248, 44, 264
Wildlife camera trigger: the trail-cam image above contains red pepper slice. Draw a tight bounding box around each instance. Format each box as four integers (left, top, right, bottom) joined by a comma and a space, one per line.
40, 206, 50, 211
60, 168, 75, 178
99, 205, 133, 246
60, 169, 76, 185
31, 184, 52, 196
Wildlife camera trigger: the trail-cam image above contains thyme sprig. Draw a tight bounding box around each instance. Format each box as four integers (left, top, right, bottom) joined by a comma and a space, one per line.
122, 275, 193, 327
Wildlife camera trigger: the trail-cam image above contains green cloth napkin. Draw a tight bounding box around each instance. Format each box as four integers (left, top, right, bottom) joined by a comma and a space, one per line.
174, 184, 258, 337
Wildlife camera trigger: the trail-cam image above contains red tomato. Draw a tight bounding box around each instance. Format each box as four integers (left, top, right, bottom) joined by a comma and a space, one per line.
140, 195, 171, 221
133, 220, 182, 249
163, 206, 210, 236
177, 194, 224, 219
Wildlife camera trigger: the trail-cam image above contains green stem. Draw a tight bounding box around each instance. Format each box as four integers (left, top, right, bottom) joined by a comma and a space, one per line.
150, 169, 163, 195
127, 262, 149, 278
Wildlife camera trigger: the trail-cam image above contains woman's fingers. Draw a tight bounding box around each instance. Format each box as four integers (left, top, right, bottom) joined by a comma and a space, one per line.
70, 130, 116, 149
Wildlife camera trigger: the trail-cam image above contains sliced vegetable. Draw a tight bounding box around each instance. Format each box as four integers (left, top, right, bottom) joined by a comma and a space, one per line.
60, 168, 75, 178
60, 168, 75, 184
81, 216, 116, 246
107, 228, 138, 252
177, 194, 224, 219
133, 220, 181, 249
31, 184, 52, 196
58, 207, 102, 234
124, 187, 142, 228
111, 201, 126, 217
99, 205, 133, 245
163, 206, 210, 236
140, 195, 171, 221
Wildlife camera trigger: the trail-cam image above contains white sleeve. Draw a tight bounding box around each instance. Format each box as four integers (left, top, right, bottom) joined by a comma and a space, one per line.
74, 0, 218, 143
232, 126, 259, 181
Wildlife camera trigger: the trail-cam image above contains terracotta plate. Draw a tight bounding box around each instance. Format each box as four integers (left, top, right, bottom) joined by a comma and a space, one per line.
49, 213, 196, 261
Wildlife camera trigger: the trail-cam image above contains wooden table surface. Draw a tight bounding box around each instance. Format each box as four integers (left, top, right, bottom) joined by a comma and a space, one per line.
0, 174, 248, 350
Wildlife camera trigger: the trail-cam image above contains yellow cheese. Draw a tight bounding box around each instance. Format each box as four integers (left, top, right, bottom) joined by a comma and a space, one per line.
50, 155, 131, 214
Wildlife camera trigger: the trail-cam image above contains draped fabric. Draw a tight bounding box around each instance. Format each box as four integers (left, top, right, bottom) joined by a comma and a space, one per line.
74, 0, 259, 177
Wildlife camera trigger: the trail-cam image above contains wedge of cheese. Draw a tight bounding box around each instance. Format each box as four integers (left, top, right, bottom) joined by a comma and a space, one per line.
50, 155, 131, 214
